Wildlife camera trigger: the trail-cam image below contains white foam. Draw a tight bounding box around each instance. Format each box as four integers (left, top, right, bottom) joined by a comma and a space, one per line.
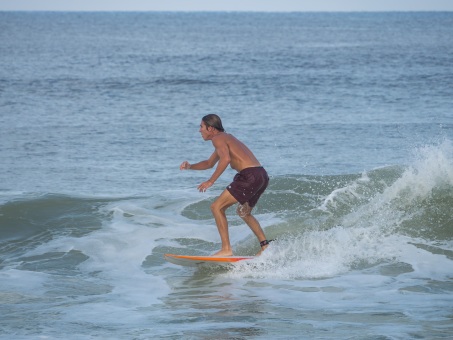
0, 268, 49, 296
319, 172, 369, 212
228, 141, 453, 281
382, 139, 453, 203
228, 225, 393, 280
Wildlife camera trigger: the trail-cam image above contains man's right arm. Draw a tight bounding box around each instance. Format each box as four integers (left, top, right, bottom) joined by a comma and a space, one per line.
180, 152, 219, 171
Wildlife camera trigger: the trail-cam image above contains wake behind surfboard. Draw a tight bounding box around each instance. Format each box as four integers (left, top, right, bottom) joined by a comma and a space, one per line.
164, 253, 255, 267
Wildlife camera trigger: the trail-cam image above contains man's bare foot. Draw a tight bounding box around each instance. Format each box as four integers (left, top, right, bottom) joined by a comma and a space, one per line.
211, 249, 233, 257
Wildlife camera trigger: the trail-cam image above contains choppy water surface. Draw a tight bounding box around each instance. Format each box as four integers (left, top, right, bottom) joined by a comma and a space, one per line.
1, 12, 452, 339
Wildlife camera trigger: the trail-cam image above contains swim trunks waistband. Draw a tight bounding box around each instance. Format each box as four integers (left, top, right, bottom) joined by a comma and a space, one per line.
238, 166, 263, 172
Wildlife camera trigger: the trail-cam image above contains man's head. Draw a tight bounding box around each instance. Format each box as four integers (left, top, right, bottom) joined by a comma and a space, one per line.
202, 114, 225, 132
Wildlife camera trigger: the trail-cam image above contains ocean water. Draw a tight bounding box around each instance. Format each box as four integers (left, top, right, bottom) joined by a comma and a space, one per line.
1, 11, 453, 339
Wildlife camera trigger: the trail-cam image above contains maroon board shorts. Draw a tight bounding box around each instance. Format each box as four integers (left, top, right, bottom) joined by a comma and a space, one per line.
226, 166, 269, 207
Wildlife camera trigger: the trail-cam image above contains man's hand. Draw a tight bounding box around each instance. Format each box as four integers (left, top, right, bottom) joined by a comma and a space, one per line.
197, 180, 213, 192
180, 161, 191, 170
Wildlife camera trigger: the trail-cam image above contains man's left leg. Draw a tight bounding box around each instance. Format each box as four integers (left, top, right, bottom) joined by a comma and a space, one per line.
210, 189, 238, 256
237, 203, 269, 255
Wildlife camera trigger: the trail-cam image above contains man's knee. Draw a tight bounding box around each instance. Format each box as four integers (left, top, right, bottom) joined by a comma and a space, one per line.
211, 200, 227, 214
211, 191, 238, 214
210, 201, 219, 213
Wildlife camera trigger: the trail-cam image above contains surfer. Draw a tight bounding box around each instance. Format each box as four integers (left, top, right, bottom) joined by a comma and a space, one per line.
180, 114, 271, 256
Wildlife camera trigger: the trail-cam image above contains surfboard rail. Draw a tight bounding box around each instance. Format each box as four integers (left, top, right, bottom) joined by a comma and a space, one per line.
164, 253, 255, 267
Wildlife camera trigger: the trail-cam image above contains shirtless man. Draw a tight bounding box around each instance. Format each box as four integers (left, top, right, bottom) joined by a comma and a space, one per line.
180, 114, 271, 256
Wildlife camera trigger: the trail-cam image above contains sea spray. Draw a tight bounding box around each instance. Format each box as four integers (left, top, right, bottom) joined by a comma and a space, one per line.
228, 140, 453, 280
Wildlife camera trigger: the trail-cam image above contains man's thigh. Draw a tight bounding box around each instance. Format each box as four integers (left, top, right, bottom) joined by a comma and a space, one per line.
213, 189, 238, 210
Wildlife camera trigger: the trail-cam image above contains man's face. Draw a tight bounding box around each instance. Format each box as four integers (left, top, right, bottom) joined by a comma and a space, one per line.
199, 121, 212, 140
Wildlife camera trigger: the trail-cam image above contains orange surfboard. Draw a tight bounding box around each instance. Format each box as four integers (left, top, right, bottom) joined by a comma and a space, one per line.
164, 253, 255, 267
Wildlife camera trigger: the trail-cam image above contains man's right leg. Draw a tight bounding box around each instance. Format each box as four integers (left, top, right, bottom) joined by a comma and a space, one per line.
210, 189, 238, 256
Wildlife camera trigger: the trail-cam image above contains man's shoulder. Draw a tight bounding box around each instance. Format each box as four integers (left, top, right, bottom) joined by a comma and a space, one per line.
212, 132, 232, 143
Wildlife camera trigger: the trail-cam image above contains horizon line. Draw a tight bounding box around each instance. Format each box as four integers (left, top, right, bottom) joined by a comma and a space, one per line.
1, 9, 452, 13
